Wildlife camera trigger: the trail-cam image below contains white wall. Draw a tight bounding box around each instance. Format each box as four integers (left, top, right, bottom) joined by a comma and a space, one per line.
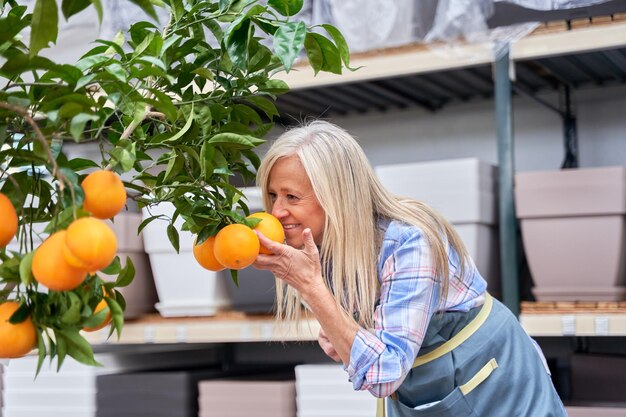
312, 84, 626, 173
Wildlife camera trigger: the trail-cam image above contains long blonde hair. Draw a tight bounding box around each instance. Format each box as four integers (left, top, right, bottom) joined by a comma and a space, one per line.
257, 120, 469, 328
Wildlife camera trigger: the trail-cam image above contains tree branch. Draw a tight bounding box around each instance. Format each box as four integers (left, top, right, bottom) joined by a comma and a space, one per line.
0, 101, 68, 192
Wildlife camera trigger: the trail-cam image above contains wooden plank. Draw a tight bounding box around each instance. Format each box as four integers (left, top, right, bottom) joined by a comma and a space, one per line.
521, 301, 626, 314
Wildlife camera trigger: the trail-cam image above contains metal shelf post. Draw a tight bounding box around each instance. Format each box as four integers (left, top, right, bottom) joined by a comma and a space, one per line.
494, 42, 521, 316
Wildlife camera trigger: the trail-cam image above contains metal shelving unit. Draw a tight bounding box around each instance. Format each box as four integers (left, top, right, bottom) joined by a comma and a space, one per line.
274, 16, 626, 317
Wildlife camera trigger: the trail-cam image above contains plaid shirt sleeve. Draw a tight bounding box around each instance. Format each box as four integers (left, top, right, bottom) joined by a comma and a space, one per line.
345, 221, 486, 398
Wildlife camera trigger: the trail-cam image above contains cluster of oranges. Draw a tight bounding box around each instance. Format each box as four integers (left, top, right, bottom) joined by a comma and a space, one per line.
193, 212, 285, 271
0, 169, 126, 358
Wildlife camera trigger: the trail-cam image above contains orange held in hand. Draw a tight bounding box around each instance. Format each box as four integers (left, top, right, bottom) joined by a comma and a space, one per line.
247, 212, 285, 254
213, 224, 260, 270
0, 192, 18, 247
193, 236, 225, 272
0, 301, 38, 358
81, 170, 127, 219
63, 217, 117, 273
32, 231, 88, 291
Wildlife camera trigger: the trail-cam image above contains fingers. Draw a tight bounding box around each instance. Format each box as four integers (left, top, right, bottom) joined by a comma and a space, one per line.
254, 230, 284, 255
302, 228, 316, 252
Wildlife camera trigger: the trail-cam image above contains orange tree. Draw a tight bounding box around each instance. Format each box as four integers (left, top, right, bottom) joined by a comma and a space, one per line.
0, 0, 352, 371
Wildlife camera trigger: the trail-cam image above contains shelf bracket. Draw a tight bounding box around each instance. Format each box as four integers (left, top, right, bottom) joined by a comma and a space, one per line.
494, 42, 520, 316
560, 84, 579, 169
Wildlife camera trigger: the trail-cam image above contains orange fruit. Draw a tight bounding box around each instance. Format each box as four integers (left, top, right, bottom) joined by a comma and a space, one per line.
63, 217, 117, 273
193, 236, 225, 271
0, 301, 38, 358
81, 170, 127, 219
82, 298, 111, 332
0, 192, 18, 247
247, 212, 284, 254
213, 224, 260, 270
32, 231, 88, 291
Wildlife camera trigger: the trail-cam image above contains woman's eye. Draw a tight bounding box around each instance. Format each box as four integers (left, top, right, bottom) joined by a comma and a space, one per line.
286, 194, 298, 201
268, 192, 277, 201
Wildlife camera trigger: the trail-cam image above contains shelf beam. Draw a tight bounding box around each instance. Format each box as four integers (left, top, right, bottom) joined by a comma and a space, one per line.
521, 313, 626, 337
85, 315, 320, 345
275, 22, 626, 91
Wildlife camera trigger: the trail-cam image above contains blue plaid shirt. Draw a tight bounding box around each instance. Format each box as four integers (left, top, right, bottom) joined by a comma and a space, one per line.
346, 220, 487, 397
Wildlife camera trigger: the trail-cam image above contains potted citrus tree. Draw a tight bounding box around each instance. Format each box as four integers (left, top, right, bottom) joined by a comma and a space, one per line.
0, 0, 352, 371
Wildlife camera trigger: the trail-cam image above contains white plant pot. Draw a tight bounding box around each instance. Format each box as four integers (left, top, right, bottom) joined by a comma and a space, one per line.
141, 202, 232, 317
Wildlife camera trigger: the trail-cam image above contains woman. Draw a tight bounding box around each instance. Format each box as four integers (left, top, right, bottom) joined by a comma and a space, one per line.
253, 120, 567, 417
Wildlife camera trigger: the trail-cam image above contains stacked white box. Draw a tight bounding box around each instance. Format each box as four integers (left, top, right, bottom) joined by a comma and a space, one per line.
1, 356, 101, 417
295, 364, 376, 417
375, 158, 500, 297
1, 361, 4, 417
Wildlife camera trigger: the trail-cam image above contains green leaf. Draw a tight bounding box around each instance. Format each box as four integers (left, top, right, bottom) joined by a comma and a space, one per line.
57, 329, 101, 366
137, 215, 159, 234
59, 167, 85, 208
30, 0, 59, 57
19, 251, 34, 286
105, 62, 127, 83
208, 132, 259, 148
128, 0, 159, 21
192, 67, 214, 81
321, 23, 356, 70
304, 33, 323, 75
82, 304, 109, 328
148, 89, 178, 122
115, 256, 135, 287
167, 223, 180, 253
165, 104, 194, 143
8, 302, 30, 324
229, 269, 239, 287
66, 157, 100, 172
219, 0, 234, 12
273, 21, 306, 72
105, 296, 124, 339
75, 54, 110, 72
164, 152, 184, 181
75, 73, 98, 91
243, 95, 279, 119
200, 141, 215, 181
36, 331, 46, 377
225, 18, 252, 70
61, 0, 90, 20
259, 79, 290, 94
268, 0, 303, 16
90, 0, 104, 23
131, 32, 155, 59
60, 292, 82, 325
101, 256, 122, 275
70, 113, 99, 142
310, 33, 342, 75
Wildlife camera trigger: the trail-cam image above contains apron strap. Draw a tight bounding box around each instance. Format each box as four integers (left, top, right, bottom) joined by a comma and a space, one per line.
412, 293, 493, 368
376, 293, 494, 417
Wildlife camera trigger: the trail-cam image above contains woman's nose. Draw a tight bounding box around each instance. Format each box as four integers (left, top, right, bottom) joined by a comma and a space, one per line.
271, 200, 288, 219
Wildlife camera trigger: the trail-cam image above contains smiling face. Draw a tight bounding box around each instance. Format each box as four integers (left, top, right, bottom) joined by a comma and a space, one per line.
267, 155, 325, 248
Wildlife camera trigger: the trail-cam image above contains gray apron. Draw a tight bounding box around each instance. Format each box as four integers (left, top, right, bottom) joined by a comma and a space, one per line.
378, 294, 568, 417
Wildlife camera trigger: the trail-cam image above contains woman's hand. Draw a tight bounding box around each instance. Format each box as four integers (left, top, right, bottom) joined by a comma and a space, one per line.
318, 328, 341, 362
255, 227, 358, 366
252, 228, 324, 296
